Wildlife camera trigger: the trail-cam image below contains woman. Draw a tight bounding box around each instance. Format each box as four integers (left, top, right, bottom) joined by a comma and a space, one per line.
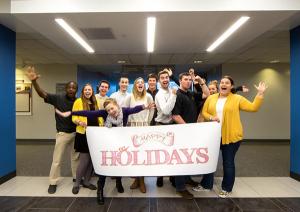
71, 83, 103, 194
124, 77, 154, 193
200, 76, 267, 198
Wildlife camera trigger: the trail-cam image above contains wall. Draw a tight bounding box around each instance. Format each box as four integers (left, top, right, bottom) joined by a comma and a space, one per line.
222, 63, 290, 140
0, 24, 16, 180
16, 64, 77, 139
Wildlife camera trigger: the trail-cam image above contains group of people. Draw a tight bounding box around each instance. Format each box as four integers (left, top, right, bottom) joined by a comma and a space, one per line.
26, 66, 267, 204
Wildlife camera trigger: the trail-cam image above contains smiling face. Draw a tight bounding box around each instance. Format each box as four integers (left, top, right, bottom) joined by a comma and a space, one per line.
219, 77, 234, 96
66, 82, 78, 99
208, 84, 218, 95
105, 102, 120, 118
99, 82, 109, 97
159, 73, 170, 89
119, 77, 129, 92
148, 77, 157, 90
135, 78, 145, 93
82, 85, 93, 99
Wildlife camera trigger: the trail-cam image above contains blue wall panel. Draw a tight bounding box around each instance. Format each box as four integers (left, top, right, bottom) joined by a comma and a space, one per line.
290, 25, 300, 178
0, 24, 16, 179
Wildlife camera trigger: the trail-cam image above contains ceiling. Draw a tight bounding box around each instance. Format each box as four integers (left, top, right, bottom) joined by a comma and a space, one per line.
1, 11, 300, 69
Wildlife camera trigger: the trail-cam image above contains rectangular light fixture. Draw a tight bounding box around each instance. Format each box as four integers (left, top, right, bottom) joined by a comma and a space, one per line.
55, 18, 95, 53
206, 16, 250, 52
147, 17, 156, 53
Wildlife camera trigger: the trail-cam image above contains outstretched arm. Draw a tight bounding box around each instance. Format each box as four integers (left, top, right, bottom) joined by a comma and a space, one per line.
72, 110, 107, 119
26, 66, 48, 99
240, 82, 267, 112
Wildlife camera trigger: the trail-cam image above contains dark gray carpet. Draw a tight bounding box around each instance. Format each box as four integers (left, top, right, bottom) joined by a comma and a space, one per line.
16, 141, 290, 177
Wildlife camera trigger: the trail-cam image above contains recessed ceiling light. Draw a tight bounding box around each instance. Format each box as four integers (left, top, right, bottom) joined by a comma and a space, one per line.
147, 17, 156, 53
55, 18, 95, 53
117, 60, 126, 64
194, 60, 203, 64
270, 60, 280, 63
206, 16, 250, 52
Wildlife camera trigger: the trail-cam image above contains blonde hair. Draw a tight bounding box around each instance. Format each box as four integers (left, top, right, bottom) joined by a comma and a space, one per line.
132, 77, 146, 100
103, 98, 119, 109
208, 80, 218, 87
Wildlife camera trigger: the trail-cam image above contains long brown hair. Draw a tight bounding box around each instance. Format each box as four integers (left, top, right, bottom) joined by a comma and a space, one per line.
132, 77, 146, 100
80, 83, 99, 111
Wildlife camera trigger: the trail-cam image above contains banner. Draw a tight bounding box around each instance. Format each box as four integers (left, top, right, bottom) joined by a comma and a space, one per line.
86, 122, 221, 176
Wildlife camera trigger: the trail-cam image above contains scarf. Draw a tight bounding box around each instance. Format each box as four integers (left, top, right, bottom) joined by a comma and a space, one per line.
105, 109, 123, 127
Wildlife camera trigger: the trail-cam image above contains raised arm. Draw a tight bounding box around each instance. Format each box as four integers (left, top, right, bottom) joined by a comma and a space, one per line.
72, 109, 107, 119
26, 66, 48, 99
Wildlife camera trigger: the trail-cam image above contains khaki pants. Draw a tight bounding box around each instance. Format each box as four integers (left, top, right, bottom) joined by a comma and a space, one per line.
49, 132, 79, 185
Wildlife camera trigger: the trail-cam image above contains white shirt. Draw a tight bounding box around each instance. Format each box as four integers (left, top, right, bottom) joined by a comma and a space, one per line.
124, 93, 154, 125
155, 88, 177, 124
110, 91, 130, 107
216, 97, 227, 125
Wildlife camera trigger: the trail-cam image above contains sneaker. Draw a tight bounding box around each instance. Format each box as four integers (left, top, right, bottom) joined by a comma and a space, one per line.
48, 185, 57, 194
72, 186, 80, 194
185, 179, 198, 187
219, 190, 230, 198
176, 190, 194, 200
156, 177, 164, 187
192, 185, 211, 192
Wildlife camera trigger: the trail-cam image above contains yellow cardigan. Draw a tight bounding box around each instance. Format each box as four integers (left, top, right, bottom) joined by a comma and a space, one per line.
72, 98, 104, 134
202, 93, 263, 145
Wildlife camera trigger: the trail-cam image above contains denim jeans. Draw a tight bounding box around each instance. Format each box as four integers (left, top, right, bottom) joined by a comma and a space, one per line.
200, 173, 214, 189
175, 175, 188, 191
220, 141, 241, 192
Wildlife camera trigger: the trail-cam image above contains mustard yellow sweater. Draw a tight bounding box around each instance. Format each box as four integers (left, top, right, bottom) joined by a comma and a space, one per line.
202, 93, 263, 145
72, 98, 104, 134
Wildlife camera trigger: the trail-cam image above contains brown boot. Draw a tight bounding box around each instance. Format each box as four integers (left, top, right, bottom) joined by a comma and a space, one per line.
130, 178, 139, 189
139, 177, 146, 193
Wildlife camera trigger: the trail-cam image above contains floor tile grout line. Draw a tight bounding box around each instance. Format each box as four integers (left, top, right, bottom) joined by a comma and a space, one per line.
271, 198, 295, 212
64, 197, 76, 212
106, 197, 113, 212
238, 177, 263, 197
229, 198, 243, 212
193, 198, 202, 212
276, 178, 300, 195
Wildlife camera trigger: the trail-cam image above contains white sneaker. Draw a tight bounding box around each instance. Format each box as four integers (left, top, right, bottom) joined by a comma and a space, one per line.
218, 190, 230, 198
192, 185, 211, 192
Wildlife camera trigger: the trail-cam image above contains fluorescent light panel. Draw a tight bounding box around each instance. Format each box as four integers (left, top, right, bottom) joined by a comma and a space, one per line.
55, 18, 95, 53
147, 17, 156, 53
206, 16, 250, 52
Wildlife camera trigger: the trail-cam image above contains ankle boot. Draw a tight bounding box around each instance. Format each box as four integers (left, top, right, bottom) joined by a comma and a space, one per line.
139, 177, 146, 193
130, 178, 139, 189
97, 187, 104, 205
116, 177, 124, 193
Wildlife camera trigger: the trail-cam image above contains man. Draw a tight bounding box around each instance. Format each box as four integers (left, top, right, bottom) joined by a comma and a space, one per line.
146, 73, 158, 126
26, 66, 79, 194
154, 69, 177, 187
110, 76, 130, 107
171, 72, 204, 199
95, 80, 110, 108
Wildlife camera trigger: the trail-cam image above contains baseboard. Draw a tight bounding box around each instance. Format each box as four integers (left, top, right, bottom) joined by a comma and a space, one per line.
243, 139, 290, 145
0, 171, 16, 185
17, 139, 55, 145
290, 171, 300, 182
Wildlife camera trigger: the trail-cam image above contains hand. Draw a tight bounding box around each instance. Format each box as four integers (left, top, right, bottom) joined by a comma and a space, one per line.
55, 109, 71, 118
242, 85, 249, 93
195, 76, 205, 85
26, 66, 40, 81
145, 102, 156, 109
78, 121, 87, 127
171, 88, 177, 95
254, 82, 268, 96
210, 116, 220, 122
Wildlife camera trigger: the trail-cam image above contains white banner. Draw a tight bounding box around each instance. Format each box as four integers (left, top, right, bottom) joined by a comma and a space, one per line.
86, 122, 221, 176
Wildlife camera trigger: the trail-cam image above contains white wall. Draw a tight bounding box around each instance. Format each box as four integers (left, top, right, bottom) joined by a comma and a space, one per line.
16, 64, 77, 139
222, 63, 290, 139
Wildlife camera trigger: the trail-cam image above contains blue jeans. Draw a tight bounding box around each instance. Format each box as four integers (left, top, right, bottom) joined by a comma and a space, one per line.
221, 141, 241, 192
175, 175, 188, 191
200, 173, 214, 189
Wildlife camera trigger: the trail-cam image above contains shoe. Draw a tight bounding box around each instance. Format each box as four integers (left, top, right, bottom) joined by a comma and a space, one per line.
185, 178, 198, 187
176, 190, 194, 199
139, 177, 146, 193
130, 178, 139, 189
116, 179, 124, 193
192, 185, 211, 192
72, 186, 80, 194
82, 183, 97, 190
169, 176, 176, 188
97, 187, 104, 205
156, 177, 163, 187
48, 185, 57, 194
219, 190, 230, 198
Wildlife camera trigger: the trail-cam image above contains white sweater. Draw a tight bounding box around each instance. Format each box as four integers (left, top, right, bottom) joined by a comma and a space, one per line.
155, 88, 177, 124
